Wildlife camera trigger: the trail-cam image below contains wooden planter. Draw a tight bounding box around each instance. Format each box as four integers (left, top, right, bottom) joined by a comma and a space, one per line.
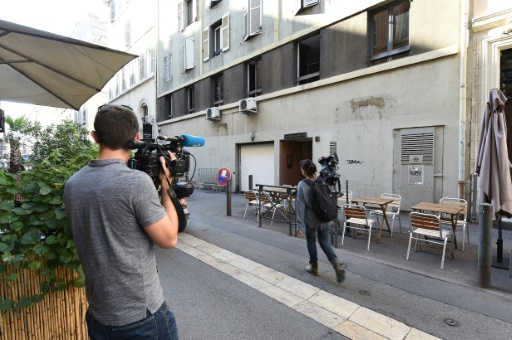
0, 263, 88, 339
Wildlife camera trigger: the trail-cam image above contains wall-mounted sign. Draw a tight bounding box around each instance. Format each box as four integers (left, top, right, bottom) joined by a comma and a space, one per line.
408, 165, 424, 185
284, 132, 307, 139
409, 155, 423, 164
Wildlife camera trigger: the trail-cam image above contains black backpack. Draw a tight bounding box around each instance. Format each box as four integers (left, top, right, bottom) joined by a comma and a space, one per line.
304, 177, 338, 222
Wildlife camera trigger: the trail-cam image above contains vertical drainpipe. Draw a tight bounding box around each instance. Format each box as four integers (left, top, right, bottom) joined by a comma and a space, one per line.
458, 0, 469, 199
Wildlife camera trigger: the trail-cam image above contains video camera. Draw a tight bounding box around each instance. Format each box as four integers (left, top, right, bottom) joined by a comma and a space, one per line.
126, 134, 204, 182
318, 153, 341, 192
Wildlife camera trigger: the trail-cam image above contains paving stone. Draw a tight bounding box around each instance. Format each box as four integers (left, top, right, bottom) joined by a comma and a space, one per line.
276, 276, 319, 300
211, 249, 240, 262
234, 272, 273, 290
251, 266, 288, 285
349, 307, 411, 340
308, 290, 360, 319
293, 300, 345, 329
229, 256, 262, 272
405, 328, 442, 340
333, 320, 387, 340
259, 285, 304, 308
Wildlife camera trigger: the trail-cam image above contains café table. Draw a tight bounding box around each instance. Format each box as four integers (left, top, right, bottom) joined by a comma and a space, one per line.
351, 197, 394, 243
411, 202, 464, 250
256, 184, 297, 236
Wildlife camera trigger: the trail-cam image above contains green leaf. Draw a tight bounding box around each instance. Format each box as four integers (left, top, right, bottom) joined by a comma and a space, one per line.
32, 294, 45, 303
0, 201, 15, 211
24, 182, 39, 194
7, 273, 19, 282
59, 253, 72, 264
45, 235, 56, 245
0, 212, 19, 224
39, 187, 52, 195
27, 260, 42, 271
11, 255, 24, 265
16, 297, 33, 308
20, 228, 42, 245
54, 207, 66, 220
66, 238, 75, 249
40, 281, 51, 293
0, 264, 6, 273
0, 299, 13, 311
12, 207, 32, 216
48, 196, 62, 204
33, 244, 49, 256
0, 242, 14, 253
10, 220, 25, 232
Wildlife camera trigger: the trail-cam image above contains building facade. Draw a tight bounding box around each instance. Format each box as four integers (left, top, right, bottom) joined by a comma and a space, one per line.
152, 0, 468, 210
101, 0, 512, 213
105, 0, 158, 138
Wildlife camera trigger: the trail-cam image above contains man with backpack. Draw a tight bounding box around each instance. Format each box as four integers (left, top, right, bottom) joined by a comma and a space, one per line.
296, 159, 346, 283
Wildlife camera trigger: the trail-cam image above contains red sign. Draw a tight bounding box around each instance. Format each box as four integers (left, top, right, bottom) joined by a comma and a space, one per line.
217, 168, 231, 186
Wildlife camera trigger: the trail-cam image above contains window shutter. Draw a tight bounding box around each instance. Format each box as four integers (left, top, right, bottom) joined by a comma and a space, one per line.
169, 54, 173, 80
221, 14, 229, 51
185, 37, 195, 70
164, 56, 169, 81
303, 0, 319, 8
249, 0, 262, 36
178, 0, 184, 31
243, 11, 248, 40
193, 0, 198, 21
203, 27, 210, 61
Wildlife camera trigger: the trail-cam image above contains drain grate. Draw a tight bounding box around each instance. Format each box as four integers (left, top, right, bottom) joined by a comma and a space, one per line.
359, 290, 371, 296
444, 318, 460, 327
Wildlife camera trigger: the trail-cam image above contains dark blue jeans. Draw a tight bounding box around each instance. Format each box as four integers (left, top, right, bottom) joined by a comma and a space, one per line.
305, 224, 337, 264
86, 302, 178, 339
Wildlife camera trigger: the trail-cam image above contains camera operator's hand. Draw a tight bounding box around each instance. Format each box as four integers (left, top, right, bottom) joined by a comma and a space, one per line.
159, 151, 177, 191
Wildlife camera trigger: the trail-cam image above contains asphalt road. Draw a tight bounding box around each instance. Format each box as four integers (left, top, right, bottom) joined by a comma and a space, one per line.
155, 190, 512, 340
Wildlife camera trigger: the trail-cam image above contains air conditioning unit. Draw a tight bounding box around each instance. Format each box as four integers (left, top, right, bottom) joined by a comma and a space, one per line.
206, 107, 221, 121
239, 98, 257, 113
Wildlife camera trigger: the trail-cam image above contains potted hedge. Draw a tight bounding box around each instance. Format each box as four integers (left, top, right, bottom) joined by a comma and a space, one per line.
0, 119, 97, 338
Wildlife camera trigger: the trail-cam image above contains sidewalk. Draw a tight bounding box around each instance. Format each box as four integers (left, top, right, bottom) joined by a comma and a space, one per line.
189, 189, 512, 296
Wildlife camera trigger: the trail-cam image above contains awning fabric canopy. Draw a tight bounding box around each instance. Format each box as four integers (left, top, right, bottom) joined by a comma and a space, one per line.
0, 19, 136, 110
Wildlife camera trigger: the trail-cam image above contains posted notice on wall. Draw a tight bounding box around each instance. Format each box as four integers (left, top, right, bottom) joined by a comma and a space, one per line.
408, 165, 424, 185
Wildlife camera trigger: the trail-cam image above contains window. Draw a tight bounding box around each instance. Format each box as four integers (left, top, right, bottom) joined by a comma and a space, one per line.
121, 67, 127, 91
370, 0, 410, 65
213, 23, 222, 56
243, 0, 262, 40
187, 86, 195, 113
124, 21, 131, 47
178, 0, 197, 31
297, 0, 319, 13
297, 34, 320, 85
166, 94, 173, 119
212, 73, 223, 106
164, 53, 172, 82
139, 53, 147, 80
209, 0, 222, 8
246, 58, 261, 96
129, 60, 136, 86
82, 109, 88, 129
203, 14, 229, 62
184, 37, 195, 70
149, 48, 155, 74
110, 0, 116, 22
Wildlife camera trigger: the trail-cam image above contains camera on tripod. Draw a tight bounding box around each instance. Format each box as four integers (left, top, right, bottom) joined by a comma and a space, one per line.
126, 134, 204, 182
318, 153, 341, 193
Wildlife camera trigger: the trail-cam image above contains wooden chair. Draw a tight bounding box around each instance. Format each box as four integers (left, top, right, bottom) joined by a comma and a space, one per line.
439, 197, 469, 251
243, 191, 259, 220
373, 193, 403, 236
341, 204, 377, 251
407, 212, 454, 269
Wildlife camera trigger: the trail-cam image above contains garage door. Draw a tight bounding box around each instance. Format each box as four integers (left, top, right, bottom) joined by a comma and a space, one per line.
240, 143, 274, 192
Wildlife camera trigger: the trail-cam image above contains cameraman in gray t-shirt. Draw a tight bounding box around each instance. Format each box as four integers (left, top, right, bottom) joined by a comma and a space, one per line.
64, 105, 179, 339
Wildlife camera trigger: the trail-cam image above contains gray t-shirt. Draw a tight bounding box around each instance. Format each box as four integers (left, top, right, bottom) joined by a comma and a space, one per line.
63, 158, 167, 326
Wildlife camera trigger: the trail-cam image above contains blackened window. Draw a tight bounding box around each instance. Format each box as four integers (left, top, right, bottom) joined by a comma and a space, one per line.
212, 74, 223, 106
187, 86, 195, 113
247, 59, 262, 96
297, 34, 320, 85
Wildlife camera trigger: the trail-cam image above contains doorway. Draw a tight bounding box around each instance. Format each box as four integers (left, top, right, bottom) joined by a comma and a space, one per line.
500, 48, 512, 162
279, 139, 312, 186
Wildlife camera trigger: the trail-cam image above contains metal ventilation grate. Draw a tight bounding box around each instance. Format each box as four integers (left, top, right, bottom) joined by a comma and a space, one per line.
330, 141, 337, 156
401, 132, 434, 164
